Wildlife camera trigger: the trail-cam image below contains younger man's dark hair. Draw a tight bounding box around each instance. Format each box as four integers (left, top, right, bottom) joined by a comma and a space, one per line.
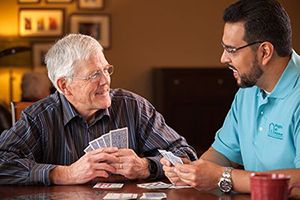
223, 0, 292, 57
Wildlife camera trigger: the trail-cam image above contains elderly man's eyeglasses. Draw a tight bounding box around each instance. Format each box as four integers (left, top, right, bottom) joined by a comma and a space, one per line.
72, 65, 114, 82
221, 41, 263, 54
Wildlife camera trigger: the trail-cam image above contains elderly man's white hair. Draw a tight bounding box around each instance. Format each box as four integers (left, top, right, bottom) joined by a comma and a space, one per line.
45, 34, 103, 93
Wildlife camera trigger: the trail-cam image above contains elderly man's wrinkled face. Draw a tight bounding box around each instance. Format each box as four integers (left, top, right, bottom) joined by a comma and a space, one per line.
66, 52, 112, 118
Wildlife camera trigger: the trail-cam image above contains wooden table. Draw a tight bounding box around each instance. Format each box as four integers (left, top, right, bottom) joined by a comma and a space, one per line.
0, 182, 251, 200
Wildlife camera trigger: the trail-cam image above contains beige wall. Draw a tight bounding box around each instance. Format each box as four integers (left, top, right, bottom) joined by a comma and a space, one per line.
0, 0, 299, 104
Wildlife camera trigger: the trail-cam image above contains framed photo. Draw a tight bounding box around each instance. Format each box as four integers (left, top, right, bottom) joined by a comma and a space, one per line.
70, 14, 110, 49
32, 42, 54, 67
19, 8, 64, 37
46, 0, 73, 3
78, 0, 104, 10
18, 0, 41, 3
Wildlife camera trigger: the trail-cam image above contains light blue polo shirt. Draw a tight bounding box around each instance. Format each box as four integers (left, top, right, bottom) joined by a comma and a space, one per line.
212, 50, 300, 171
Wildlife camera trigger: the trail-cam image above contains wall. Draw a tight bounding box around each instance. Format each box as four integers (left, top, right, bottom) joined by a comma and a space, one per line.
0, 0, 299, 105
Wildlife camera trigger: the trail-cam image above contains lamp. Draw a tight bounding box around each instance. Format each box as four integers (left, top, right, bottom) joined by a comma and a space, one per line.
0, 46, 31, 103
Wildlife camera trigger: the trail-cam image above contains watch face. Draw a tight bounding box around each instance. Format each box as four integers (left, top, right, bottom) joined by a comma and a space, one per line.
219, 179, 232, 193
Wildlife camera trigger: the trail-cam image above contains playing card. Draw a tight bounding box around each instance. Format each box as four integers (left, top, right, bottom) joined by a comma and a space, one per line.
96, 137, 107, 148
158, 150, 170, 160
169, 185, 192, 189
167, 152, 183, 165
89, 138, 100, 150
84, 127, 129, 153
84, 145, 93, 153
158, 149, 183, 166
140, 192, 167, 199
137, 181, 172, 189
103, 193, 138, 200
102, 132, 111, 147
93, 182, 124, 189
110, 127, 128, 148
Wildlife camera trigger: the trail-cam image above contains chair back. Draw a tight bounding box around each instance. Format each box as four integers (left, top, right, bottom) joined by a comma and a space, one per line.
11, 102, 34, 125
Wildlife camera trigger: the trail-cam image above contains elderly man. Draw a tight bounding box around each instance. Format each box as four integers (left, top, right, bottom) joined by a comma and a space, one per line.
0, 34, 197, 185
161, 0, 300, 194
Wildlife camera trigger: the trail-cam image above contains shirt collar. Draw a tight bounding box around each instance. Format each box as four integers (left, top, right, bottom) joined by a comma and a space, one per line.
268, 50, 300, 99
60, 93, 111, 126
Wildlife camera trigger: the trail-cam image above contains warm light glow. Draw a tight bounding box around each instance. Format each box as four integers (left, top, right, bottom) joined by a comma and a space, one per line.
0, 25, 18, 37
0, 5, 18, 37
0, 69, 10, 104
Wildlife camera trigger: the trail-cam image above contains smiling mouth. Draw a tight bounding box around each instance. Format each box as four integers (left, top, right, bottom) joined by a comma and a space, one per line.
228, 66, 238, 73
96, 88, 110, 95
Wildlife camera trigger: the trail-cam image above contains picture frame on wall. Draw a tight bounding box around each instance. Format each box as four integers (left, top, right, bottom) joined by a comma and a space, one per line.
69, 14, 110, 49
78, 0, 104, 10
18, 0, 41, 3
32, 42, 54, 68
46, 0, 73, 3
19, 8, 64, 37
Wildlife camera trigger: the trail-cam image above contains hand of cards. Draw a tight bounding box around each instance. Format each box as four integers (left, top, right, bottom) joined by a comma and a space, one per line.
158, 149, 183, 166
84, 127, 128, 153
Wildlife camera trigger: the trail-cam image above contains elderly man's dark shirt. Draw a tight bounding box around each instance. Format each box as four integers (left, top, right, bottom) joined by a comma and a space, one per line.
0, 89, 197, 185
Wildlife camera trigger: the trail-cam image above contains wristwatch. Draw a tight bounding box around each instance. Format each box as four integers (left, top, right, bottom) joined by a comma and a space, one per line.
218, 167, 233, 193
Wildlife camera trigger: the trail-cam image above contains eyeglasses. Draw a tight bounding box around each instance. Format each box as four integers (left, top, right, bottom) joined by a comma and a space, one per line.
221, 41, 263, 54
71, 64, 114, 82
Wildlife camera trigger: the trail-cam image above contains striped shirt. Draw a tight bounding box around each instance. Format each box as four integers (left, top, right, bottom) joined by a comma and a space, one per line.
0, 89, 197, 185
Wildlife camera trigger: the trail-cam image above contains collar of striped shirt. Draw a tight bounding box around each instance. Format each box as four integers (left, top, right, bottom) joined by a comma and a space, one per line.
59, 92, 110, 126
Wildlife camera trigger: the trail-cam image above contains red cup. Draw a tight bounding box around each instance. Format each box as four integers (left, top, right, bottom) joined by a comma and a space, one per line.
250, 173, 300, 200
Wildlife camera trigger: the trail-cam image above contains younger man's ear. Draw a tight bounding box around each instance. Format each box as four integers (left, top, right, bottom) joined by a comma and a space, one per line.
260, 41, 274, 66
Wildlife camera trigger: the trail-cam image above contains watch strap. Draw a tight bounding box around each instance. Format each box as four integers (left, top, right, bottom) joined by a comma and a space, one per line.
218, 167, 233, 193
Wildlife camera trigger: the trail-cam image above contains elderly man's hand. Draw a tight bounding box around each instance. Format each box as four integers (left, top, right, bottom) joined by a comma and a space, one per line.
111, 148, 150, 179
50, 147, 119, 185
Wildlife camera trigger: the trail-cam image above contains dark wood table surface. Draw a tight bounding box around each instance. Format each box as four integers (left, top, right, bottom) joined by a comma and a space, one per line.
0, 182, 252, 200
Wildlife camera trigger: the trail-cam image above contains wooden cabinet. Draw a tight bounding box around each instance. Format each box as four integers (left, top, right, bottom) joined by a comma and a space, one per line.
153, 68, 238, 155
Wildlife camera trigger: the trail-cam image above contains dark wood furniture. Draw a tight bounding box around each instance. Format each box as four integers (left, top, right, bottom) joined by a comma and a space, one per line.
153, 68, 238, 155
0, 182, 251, 199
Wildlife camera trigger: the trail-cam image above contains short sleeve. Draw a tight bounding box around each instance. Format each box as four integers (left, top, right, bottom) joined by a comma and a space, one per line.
212, 93, 243, 165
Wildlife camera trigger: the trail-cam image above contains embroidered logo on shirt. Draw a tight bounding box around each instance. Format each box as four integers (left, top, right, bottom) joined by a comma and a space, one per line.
268, 123, 283, 140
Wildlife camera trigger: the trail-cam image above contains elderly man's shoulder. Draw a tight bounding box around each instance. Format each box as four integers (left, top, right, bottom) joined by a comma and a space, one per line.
110, 88, 153, 106
21, 92, 61, 117
110, 88, 146, 101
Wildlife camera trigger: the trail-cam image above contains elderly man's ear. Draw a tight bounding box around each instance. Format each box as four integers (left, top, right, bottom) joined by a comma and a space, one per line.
57, 78, 72, 95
